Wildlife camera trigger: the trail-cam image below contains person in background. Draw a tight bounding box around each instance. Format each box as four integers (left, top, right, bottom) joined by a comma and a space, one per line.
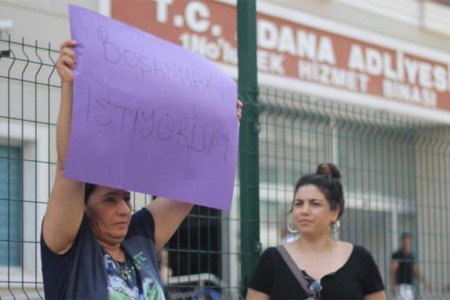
391, 233, 431, 300
246, 163, 386, 300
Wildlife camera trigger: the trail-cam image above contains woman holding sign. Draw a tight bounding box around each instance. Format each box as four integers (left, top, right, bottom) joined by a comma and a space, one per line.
41, 40, 242, 300
246, 164, 386, 300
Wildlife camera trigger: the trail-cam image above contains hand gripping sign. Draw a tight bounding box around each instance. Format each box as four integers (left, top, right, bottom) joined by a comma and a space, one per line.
66, 6, 238, 210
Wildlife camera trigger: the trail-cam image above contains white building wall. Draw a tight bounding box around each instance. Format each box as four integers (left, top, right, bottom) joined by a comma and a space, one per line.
262, 0, 450, 52
0, 0, 100, 44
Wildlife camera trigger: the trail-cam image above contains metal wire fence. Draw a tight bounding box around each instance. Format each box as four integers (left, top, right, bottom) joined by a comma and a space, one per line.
0, 37, 58, 300
256, 87, 450, 299
1, 36, 450, 300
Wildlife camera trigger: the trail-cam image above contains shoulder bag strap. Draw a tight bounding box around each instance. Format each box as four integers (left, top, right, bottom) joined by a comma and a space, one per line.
276, 245, 317, 299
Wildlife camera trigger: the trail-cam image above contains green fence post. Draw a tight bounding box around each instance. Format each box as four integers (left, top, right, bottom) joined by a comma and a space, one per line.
237, 0, 260, 296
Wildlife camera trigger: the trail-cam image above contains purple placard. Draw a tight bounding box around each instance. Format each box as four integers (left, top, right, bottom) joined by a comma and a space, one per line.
66, 6, 238, 210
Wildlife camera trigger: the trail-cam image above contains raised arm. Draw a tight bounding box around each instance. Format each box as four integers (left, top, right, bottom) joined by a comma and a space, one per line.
42, 40, 85, 255
146, 198, 193, 251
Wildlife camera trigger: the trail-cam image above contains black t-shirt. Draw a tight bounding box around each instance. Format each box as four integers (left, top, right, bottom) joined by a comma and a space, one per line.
41, 208, 165, 300
248, 245, 384, 299
392, 250, 415, 284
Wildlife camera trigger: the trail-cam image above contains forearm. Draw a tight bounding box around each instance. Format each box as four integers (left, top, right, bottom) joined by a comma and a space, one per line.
146, 197, 194, 251
56, 82, 73, 170
413, 265, 429, 289
391, 270, 397, 293
45, 82, 84, 253
43, 42, 84, 255
56, 82, 73, 169
416, 271, 428, 286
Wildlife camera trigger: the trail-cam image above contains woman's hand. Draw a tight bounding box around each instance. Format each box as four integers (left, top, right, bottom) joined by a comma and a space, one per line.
237, 99, 243, 121
56, 40, 77, 84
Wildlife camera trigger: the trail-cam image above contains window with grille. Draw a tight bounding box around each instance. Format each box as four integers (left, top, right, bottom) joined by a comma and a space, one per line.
0, 146, 23, 266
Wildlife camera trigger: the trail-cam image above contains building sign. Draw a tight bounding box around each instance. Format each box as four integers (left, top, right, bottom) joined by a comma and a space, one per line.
112, 0, 450, 111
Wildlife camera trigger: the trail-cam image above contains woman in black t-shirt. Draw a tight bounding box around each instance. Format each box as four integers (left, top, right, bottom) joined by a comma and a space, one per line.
247, 164, 386, 300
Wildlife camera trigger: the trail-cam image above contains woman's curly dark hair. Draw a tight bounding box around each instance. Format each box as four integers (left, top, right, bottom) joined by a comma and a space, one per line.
291, 163, 345, 219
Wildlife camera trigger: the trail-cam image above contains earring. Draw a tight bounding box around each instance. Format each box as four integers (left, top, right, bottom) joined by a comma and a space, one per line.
331, 221, 340, 241
331, 220, 340, 233
287, 222, 298, 234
